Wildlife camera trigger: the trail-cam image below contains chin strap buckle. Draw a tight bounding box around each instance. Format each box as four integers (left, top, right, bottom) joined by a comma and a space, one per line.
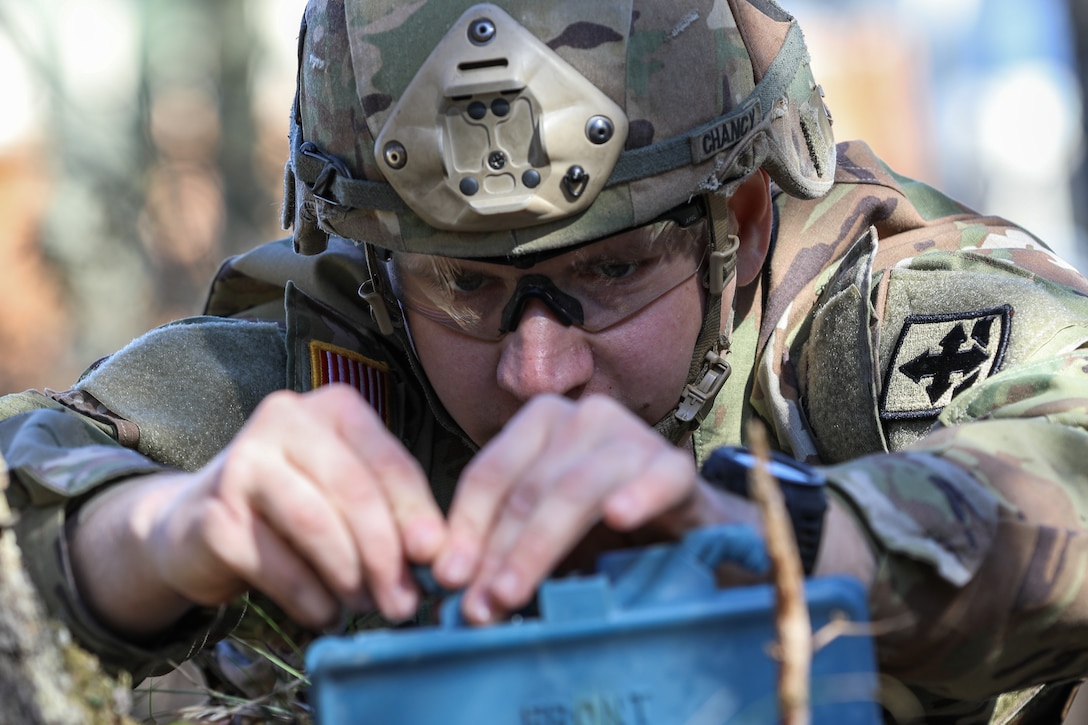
675, 350, 732, 427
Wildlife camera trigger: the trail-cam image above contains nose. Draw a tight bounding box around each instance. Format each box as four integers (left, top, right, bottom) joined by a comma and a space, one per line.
496, 299, 594, 402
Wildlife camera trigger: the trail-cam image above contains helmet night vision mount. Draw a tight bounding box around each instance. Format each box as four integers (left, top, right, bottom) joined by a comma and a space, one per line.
374, 5, 629, 232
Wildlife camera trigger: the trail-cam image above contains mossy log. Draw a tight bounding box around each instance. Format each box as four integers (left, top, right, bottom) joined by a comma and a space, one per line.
0, 466, 133, 725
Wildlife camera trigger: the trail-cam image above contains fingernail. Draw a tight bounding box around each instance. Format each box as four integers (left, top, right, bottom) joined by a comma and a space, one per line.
440, 550, 472, 585
492, 570, 520, 603
607, 491, 639, 526
389, 583, 417, 622
464, 592, 492, 624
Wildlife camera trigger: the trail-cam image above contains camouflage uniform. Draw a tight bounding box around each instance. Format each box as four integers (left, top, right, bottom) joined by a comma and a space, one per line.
2, 140, 1087, 722
4, 0, 1088, 718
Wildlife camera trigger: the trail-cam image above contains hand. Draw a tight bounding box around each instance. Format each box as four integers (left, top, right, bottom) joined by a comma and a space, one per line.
431, 393, 759, 624
71, 385, 446, 636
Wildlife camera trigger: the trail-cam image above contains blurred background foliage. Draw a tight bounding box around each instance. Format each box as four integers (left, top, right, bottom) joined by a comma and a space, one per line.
0, 0, 1085, 393
0, 0, 300, 392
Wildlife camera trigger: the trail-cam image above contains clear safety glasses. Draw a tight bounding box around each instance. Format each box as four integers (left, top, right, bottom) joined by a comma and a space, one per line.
387, 215, 709, 341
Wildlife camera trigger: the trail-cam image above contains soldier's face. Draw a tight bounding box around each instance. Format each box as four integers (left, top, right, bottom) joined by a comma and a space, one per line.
399, 172, 772, 447
403, 239, 708, 447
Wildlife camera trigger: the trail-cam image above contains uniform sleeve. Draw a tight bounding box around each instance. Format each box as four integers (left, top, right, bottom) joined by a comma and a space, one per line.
0, 316, 288, 679
0, 394, 243, 680
809, 248, 1088, 703
751, 146, 1088, 713
822, 351, 1088, 701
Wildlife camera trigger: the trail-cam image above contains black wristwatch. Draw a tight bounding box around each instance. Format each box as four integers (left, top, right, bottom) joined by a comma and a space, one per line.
700, 446, 828, 575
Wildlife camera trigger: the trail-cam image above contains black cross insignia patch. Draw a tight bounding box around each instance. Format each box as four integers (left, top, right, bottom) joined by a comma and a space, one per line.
880, 305, 1012, 421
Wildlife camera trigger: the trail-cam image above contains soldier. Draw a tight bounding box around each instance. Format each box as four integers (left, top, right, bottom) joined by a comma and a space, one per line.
3, 0, 1088, 721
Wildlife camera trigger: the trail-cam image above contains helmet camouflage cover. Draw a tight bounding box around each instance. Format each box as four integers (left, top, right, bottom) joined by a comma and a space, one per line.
285, 0, 835, 258
283, 0, 835, 440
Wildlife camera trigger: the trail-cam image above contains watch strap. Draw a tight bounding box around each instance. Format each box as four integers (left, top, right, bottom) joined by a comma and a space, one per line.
700, 446, 828, 575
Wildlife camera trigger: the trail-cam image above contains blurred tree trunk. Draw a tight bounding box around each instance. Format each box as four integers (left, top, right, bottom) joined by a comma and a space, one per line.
212, 0, 276, 261
1070, 0, 1088, 241
0, 0, 277, 388
38, 0, 153, 377
137, 0, 272, 319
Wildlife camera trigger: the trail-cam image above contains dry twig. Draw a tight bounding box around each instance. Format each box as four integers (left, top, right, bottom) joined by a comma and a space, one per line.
746, 421, 811, 725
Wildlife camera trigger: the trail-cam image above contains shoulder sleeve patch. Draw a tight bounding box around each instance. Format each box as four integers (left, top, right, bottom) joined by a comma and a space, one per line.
880, 305, 1012, 421
309, 340, 391, 426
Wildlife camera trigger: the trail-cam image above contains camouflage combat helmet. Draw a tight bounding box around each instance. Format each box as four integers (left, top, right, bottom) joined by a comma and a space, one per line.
282, 0, 835, 442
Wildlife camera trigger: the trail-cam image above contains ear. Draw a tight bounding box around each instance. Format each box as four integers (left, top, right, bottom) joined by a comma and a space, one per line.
727, 169, 773, 287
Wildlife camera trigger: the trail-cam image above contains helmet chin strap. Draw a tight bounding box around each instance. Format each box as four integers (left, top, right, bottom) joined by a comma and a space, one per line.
654, 192, 739, 445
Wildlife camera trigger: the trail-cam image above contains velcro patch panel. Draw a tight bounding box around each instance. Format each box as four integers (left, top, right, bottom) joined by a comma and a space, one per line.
881, 305, 1012, 421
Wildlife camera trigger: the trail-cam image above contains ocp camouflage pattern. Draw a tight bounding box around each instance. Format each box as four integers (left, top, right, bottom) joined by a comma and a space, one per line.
290, 0, 834, 257
720, 141, 1088, 721
3, 141, 1088, 723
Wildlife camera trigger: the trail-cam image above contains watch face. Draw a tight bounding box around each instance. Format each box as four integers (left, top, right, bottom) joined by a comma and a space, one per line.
728, 449, 825, 487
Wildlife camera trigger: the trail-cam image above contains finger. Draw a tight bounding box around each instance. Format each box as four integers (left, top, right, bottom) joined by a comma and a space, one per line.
461, 438, 638, 621
277, 386, 434, 619
320, 387, 444, 619
327, 388, 446, 563
287, 443, 418, 620
434, 395, 566, 588
468, 432, 697, 621
451, 396, 628, 617
159, 470, 343, 629
203, 504, 342, 629
600, 442, 697, 531
233, 439, 370, 606
221, 388, 409, 618
456, 469, 562, 623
